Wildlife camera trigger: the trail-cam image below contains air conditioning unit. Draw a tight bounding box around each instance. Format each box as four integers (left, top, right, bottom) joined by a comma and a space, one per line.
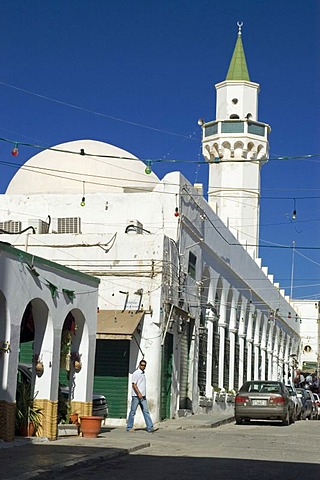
52, 217, 81, 234
0, 220, 22, 233
28, 219, 49, 234
127, 219, 143, 234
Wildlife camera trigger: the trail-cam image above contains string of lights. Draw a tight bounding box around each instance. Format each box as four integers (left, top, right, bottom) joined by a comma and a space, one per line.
0, 134, 319, 166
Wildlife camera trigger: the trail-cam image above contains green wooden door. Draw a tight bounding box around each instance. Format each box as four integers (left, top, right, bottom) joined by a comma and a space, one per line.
94, 339, 130, 418
160, 333, 173, 420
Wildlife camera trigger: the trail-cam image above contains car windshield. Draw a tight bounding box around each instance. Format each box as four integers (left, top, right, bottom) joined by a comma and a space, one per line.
240, 382, 282, 394
286, 385, 296, 395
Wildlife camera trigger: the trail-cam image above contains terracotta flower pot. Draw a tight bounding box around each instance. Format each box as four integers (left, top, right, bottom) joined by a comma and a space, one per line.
80, 416, 103, 438
20, 422, 35, 437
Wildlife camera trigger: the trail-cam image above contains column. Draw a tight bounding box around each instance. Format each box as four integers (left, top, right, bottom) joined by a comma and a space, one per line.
228, 292, 239, 391
272, 326, 280, 380
205, 308, 214, 398
237, 298, 248, 388
246, 304, 255, 381
260, 316, 268, 380
253, 312, 262, 380
218, 287, 227, 389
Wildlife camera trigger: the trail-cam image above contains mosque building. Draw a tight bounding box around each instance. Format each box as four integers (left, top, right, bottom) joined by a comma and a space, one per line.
1, 25, 315, 434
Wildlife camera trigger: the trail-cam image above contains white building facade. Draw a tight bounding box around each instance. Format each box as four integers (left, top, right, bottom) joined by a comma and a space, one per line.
0, 242, 99, 440
0, 27, 308, 428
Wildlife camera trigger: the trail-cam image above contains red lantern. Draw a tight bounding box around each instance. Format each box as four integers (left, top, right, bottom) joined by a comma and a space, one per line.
174, 207, 179, 217
11, 145, 19, 156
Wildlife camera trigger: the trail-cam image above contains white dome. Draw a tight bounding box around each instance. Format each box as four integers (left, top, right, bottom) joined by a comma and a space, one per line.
6, 139, 159, 194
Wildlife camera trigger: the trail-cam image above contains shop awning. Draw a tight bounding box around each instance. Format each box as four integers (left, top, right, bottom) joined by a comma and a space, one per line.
96, 310, 145, 340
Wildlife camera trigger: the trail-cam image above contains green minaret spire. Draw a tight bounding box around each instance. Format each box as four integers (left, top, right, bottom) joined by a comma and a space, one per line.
226, 22, 250, 81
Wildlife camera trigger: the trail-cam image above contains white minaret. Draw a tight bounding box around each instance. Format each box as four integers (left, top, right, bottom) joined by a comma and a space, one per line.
202, 23, 271, 259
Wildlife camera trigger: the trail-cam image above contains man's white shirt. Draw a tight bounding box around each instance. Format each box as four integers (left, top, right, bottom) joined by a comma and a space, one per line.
131, 367, 146, 396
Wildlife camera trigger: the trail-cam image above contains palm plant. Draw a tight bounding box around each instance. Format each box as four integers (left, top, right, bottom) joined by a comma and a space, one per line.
15, 382, 43, 436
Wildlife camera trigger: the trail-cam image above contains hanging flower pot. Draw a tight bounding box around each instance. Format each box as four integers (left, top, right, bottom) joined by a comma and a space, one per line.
71, 352, 82, 373
80, 416, 103, 438
35, 361, 44, 376
74, 360, 82, 372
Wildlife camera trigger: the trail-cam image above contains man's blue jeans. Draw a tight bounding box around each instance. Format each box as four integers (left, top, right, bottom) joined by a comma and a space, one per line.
127, 396, 154, 431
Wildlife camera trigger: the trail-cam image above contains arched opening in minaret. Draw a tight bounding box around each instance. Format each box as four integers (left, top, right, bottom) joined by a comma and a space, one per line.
230, 114, 239, 119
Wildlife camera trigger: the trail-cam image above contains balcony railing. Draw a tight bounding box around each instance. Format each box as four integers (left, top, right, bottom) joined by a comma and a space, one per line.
204, 120, 268, 138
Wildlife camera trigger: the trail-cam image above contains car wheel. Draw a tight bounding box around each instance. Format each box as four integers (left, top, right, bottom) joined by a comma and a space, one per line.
235, 416, 242, 425
282, 410, 290, 426
290, 411, 296, 424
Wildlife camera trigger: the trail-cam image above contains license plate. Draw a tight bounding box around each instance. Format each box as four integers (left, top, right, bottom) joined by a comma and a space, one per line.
252, 399, 267, 406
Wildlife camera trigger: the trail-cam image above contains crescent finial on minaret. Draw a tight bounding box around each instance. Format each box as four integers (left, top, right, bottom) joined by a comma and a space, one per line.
237, 21, 243, 36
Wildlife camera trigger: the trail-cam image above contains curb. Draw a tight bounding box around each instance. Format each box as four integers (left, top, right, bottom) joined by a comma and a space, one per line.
163, 416, 235, 430
13, 442, 151, 480
209, 416, 235, 428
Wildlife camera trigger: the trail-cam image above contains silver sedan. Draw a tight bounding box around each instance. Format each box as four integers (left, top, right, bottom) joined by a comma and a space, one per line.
235, 380, 295, 426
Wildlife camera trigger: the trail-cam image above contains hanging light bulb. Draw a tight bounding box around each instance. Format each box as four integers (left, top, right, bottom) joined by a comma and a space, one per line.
174, 207, 179, 217
11, 143, 19, 156
145, 161, 152, 175
80, 181, 86, 207
292, 199, 297, 220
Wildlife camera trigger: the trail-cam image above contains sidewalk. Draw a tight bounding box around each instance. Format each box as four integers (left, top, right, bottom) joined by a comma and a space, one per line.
1, 411, 234, 480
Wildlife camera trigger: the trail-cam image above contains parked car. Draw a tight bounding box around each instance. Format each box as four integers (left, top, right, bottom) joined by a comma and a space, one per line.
235, 380, 295, 426
18, 363, 108, 418
296, 388, 313, 420
312, 393, 320, 418
286, 384, 302, 420
307, 390, 318, 420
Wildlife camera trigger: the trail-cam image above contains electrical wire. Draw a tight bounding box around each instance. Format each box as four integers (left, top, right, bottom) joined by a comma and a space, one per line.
0, 81, 199, 141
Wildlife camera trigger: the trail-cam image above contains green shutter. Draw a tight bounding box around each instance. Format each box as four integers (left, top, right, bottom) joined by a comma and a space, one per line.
19, 341, 33, 364
160, 334, 173, 420
94, 340, 129, 418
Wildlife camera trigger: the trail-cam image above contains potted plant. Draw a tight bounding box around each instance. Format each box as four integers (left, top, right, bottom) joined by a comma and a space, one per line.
15, 382, 43, 436
80, 415, 104, 438
57, 390, 79, 436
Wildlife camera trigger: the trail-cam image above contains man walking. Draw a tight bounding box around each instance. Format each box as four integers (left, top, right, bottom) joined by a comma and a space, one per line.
126, 359, 158, 433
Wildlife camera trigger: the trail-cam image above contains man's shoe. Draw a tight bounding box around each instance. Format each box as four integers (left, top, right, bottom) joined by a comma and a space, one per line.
127, 428, 135, 432
147, 427, 159, 433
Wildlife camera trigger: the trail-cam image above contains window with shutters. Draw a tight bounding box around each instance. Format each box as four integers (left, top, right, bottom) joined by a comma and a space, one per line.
188, 252, 197, 280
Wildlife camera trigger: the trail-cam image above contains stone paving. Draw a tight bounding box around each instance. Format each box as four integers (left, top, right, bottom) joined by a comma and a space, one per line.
1, 411, 234, 480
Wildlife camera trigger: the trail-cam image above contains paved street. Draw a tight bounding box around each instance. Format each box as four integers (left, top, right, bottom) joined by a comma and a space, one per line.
38, 420, 320, 480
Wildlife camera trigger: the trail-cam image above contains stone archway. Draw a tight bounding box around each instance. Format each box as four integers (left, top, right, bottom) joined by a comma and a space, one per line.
59, 308, 91, 422
0, 290, 12, 440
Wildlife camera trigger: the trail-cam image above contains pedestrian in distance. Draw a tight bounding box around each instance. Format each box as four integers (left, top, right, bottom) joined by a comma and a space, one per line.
294, 369, 305, 388
126, 359, 158, 433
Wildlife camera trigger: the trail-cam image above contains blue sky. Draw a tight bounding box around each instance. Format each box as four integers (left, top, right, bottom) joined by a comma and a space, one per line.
0, 1, 319, 300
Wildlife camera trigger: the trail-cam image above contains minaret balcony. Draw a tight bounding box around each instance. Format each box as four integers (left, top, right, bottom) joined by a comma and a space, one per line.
203, 119, 270, 139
